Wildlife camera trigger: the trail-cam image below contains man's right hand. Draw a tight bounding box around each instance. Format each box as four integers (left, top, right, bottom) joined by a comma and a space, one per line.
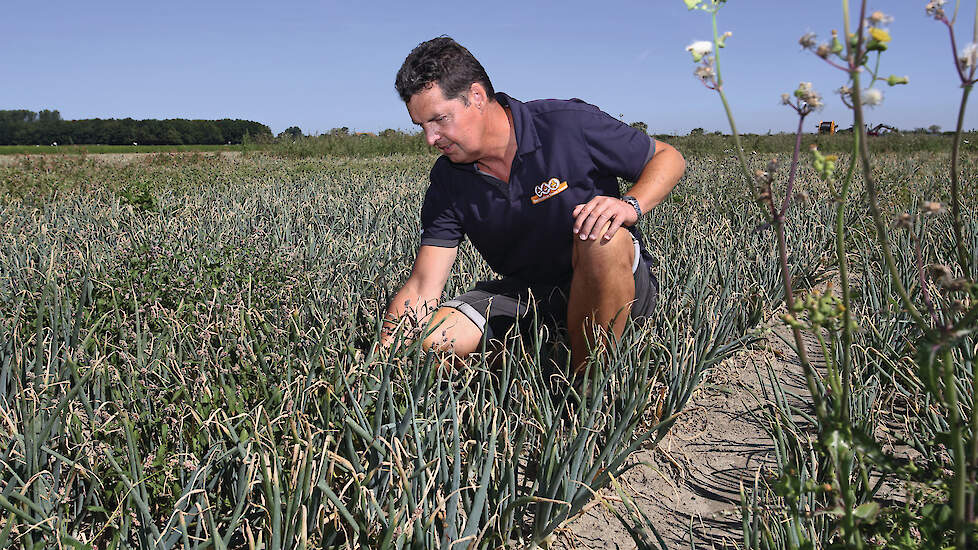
380, 244, 458, 348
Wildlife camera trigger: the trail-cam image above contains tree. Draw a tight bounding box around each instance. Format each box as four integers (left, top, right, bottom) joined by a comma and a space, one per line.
928, 124, 942, 134
689, 127, 705, 136
280, 126, 303, 139
629, 121, 649, 135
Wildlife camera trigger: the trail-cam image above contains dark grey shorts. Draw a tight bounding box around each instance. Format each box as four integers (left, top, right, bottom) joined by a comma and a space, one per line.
443, 237, 658, 340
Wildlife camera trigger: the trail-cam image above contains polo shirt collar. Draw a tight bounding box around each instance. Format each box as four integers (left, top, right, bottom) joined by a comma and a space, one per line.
495, 92, 541, 156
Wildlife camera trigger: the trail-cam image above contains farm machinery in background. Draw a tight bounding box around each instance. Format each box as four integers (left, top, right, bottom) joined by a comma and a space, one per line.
817, 120, 900, 136
818, 120, 837, 134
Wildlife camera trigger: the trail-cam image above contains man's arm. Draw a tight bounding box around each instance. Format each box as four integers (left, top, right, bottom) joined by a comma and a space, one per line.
572, 139, 686, 241
381, 244, 457, 347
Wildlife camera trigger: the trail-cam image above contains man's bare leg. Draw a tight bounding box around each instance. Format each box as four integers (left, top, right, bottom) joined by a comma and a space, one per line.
421, 306, 484, 359
567, 224, 636, 376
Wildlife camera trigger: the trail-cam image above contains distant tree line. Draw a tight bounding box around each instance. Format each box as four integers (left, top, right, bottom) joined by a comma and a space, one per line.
0, 109, 273, 145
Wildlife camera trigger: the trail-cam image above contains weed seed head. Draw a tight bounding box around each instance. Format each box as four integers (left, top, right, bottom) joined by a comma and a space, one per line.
893, 213, 915, 230
867, 11, 894, 28
861, 88, 884, 107
793, 82, 823, 110
921, 201, 944, 215
926, 0, 947, 19
799, 32, 817, 50
694, 62, 716, 84
958, 43, 978, 70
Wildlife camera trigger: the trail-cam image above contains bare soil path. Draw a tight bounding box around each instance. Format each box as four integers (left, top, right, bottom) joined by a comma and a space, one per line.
558, 325, 814, 549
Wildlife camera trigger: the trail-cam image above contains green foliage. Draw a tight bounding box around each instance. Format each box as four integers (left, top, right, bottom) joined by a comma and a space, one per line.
0, 151, 767, 547
683, 1, 978, 549
0, 110, 272, 145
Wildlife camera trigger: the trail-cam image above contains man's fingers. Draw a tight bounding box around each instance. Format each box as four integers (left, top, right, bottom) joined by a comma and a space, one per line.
581, 209, 610, 240
573, 202, 596, 233
603, 217, 623, 241
577, 208, 598, 239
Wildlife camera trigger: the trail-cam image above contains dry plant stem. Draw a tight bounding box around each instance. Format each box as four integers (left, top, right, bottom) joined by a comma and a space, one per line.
950, 84, 973, 278
710, 7, 770, 222
849, 76, 927, 328
776, 112, 807, 220
941, 13, 976, 277
943, 16, 971, 86
836, 130, 859, 424
711, 9, 818, 419
943, 345, 968, 549
913, 232, 943, 328
831, 4, 867, 547
775, 114, 824, 418
972, 351, 978, 523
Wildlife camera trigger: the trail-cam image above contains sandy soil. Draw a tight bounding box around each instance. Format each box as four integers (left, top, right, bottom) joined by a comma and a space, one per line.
557, 324, 814, 549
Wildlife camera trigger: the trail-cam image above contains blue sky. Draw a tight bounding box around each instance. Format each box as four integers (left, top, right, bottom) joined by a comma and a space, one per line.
3, 1, 974, 135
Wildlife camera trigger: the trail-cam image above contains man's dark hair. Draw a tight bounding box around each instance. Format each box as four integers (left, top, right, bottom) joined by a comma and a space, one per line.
395, 36, 495, 104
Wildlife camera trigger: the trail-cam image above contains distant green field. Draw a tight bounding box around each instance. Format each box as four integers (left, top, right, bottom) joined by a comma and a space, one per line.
0, 144, 246, 155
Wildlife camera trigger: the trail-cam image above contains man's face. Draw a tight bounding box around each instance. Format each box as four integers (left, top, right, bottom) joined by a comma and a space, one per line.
407, 82, 484, 164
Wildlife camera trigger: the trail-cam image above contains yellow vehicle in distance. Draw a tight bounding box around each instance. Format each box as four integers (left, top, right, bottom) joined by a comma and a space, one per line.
818, 121, 836, 134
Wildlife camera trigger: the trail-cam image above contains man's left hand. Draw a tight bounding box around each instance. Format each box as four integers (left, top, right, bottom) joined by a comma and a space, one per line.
572, 196, 638, 242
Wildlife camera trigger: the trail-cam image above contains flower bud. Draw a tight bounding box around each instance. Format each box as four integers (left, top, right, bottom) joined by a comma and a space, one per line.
885, 75, 910, 86
830, 30, 844, 54
717, 31, 732, 48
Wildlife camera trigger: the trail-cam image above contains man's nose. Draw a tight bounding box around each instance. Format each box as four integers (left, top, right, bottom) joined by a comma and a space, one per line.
424, 128, 439, 146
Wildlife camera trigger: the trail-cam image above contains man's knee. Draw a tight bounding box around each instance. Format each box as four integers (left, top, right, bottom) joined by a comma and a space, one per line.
571, 224, 634, 275
421, 306, 483, 355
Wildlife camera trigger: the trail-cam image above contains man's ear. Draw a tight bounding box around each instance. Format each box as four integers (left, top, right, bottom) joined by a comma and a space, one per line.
468, 82, 487, 109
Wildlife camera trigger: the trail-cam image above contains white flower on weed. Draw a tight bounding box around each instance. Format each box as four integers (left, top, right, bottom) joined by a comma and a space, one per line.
861, 88, 884, 106
686, 40, 713, 62
781, 93, 792, 105
959, 43, 978, 70
926, 0, 947, 18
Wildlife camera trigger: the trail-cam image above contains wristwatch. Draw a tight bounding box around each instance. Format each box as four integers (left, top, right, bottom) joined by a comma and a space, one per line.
621, 195, 642, 221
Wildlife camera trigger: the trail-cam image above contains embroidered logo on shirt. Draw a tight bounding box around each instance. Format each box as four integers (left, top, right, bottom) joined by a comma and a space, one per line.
531, 178, 568, 204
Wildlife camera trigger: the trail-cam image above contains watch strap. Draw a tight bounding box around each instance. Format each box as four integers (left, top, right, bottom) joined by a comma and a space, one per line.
622, 195, 642, 219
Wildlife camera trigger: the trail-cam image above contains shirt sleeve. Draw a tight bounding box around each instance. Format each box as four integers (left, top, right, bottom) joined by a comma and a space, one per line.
580, 109, 654, 184
419, 169, 464, 248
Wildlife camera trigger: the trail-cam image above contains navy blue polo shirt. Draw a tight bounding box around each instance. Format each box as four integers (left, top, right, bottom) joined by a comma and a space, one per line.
419, 92, 654, 285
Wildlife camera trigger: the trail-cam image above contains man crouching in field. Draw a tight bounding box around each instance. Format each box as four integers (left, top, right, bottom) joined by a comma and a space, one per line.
382, 36, 685, 374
